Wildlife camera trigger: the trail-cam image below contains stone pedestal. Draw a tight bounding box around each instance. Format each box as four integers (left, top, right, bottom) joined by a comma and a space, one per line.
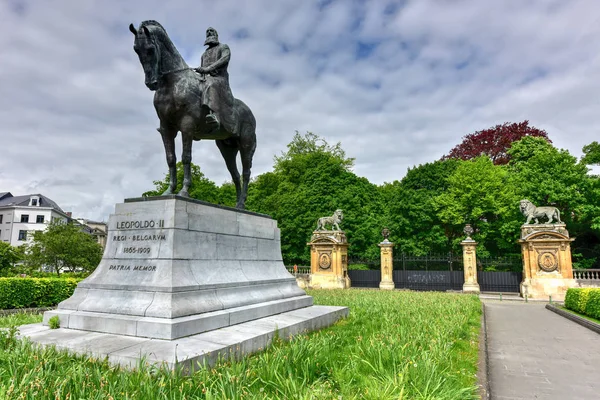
307, 230, 350, 289
20, 196, 348, 370
519, 224, 576, 301
461, 239, 480, 293
378, 240, 395, 290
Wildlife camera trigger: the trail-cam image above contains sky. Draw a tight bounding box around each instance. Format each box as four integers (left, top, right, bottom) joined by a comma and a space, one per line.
1, 0, 600, 221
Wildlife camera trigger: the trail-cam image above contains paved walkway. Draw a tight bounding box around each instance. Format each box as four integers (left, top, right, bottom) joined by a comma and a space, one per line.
485, 301, 600, 399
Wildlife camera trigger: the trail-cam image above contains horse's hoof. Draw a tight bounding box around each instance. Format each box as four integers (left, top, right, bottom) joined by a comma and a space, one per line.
178, 190, 190, 197
161, 189, 173, 196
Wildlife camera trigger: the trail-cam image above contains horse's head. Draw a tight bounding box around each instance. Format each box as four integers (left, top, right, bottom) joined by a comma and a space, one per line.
130, 23, 160, 91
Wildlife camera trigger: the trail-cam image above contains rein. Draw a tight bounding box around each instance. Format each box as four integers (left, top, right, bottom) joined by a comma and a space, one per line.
159, 67, 193, 78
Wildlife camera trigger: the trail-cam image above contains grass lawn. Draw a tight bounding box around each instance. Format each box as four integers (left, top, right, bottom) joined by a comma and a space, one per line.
556, 304, 600, 325
0, 290, 481, 399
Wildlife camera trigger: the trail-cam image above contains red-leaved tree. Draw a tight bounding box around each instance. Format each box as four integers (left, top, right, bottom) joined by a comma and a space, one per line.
442, 121, 551, 165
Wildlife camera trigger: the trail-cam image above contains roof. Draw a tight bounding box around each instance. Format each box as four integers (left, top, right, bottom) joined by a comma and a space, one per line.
0, 193, 65, 213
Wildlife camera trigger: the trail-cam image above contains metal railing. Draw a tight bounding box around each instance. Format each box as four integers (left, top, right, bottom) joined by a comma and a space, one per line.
573, 269, 600, 280
349, 253, 521, 272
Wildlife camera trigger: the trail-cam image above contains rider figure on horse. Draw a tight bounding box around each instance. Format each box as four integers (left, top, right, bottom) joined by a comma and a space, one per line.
195, 27, 237, 137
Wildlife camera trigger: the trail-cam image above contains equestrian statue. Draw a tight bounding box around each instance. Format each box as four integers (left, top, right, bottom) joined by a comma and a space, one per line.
129, 21, 256, 209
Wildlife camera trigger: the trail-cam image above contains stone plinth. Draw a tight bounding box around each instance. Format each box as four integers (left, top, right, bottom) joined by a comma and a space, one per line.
40, 196, 346, 340
307, 230, 350, 289
519, 224, 576, 301
21, 305, 348, 373
378, 240, 395, 290
461, 239, 480, 293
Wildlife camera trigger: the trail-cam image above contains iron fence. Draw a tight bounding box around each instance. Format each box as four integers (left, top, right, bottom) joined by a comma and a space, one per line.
349, 253, 522, 272
347, 270, 464, 291
478, 271, 521, 293
347, 270, 380, 288
393, 253, 464, 271
477, 255, 522, 272
393, 270, 464, 291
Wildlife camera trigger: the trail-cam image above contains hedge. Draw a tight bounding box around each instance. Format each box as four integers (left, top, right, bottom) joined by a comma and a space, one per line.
0, 278, 80, 309
564, 288, 600, 320
564, 288, 592, 314
585, 290, 600, 320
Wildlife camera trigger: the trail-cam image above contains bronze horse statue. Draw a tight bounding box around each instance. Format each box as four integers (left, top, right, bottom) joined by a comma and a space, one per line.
129, 21, 256, 209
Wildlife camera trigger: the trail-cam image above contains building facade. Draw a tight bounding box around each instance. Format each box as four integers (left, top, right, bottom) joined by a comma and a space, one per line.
76, 219, 108, 249
0, 192, 70, 246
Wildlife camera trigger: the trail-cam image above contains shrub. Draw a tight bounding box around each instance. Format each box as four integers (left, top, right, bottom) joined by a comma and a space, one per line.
0, 278, 79, 309
564, 288, 592, 314
584, 290, 600, 320
48, 315, 60, 329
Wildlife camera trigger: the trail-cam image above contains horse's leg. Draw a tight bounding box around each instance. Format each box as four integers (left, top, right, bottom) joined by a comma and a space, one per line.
178, 131, 193, 197
238, 126, 257, 209
159, 125, 177, 195
216, 139, 242, 205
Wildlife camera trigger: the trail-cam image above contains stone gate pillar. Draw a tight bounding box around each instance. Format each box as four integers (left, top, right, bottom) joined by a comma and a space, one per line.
379, 235, 395, 290
461, 240, 480, 293
461, 224, 480, 293
307, 230, 350, 289
519, 223, 576, 301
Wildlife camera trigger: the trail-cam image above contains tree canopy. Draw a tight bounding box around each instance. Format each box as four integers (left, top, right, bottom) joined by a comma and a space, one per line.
582, 141, 600, 166
247, 132, 382, 263
0, 242, 22, 275
143, 162, 227, 205
143, 129, 600, 269
23, 221, 103, 276
443, 120, 550, 165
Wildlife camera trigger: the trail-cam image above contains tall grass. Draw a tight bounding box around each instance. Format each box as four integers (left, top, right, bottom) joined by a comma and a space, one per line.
0, 290, 481, 399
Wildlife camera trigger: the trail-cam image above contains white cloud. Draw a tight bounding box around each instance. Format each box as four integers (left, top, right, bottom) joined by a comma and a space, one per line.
1, 0, 599, 220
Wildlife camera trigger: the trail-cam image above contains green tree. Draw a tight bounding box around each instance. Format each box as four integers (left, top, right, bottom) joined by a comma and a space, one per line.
507, 137, 590, 222
380, 160, 459, 256
23, 221, 103, 276
508, 137, 600, 267
0, 242, 22, 275
582, 141, 600, 166
143, 162, 222, 204
435, 157, 519, 257
247, 132, 383, 264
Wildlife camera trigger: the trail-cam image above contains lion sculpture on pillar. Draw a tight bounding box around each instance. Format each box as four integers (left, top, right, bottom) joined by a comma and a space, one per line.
316, 209, 343, 231
520, 199, 562, 224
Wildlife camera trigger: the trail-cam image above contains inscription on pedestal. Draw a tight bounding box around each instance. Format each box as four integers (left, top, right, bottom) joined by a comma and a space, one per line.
107, 218, 168, 271
109, 264, 157, 272
115, 219, 165, 230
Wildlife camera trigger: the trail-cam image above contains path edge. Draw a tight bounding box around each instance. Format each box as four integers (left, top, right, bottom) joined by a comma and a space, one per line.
546, 304, 600, 335
478, 302, 491, 399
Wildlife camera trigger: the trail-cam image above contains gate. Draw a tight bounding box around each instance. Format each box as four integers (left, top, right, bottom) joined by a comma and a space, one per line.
478, 271, 521, 293
348, 254, 522, 292
347, 270, 380, 288
393, 270, 464, 291
347, 270, 463, 291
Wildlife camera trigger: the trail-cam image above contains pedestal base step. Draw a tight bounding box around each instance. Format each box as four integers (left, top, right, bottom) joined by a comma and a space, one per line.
20, 305, 348, 373
44, 295, 314, 340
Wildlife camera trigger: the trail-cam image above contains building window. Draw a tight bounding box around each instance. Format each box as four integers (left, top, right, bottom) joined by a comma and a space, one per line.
31, 199, 38, 206
20, 214, 29, 223
36, 215, 45, 223
18, 230, 27, 241
0, 215, 2, 224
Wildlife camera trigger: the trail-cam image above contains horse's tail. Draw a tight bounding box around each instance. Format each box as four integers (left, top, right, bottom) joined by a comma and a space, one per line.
556, 207, 561, 222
